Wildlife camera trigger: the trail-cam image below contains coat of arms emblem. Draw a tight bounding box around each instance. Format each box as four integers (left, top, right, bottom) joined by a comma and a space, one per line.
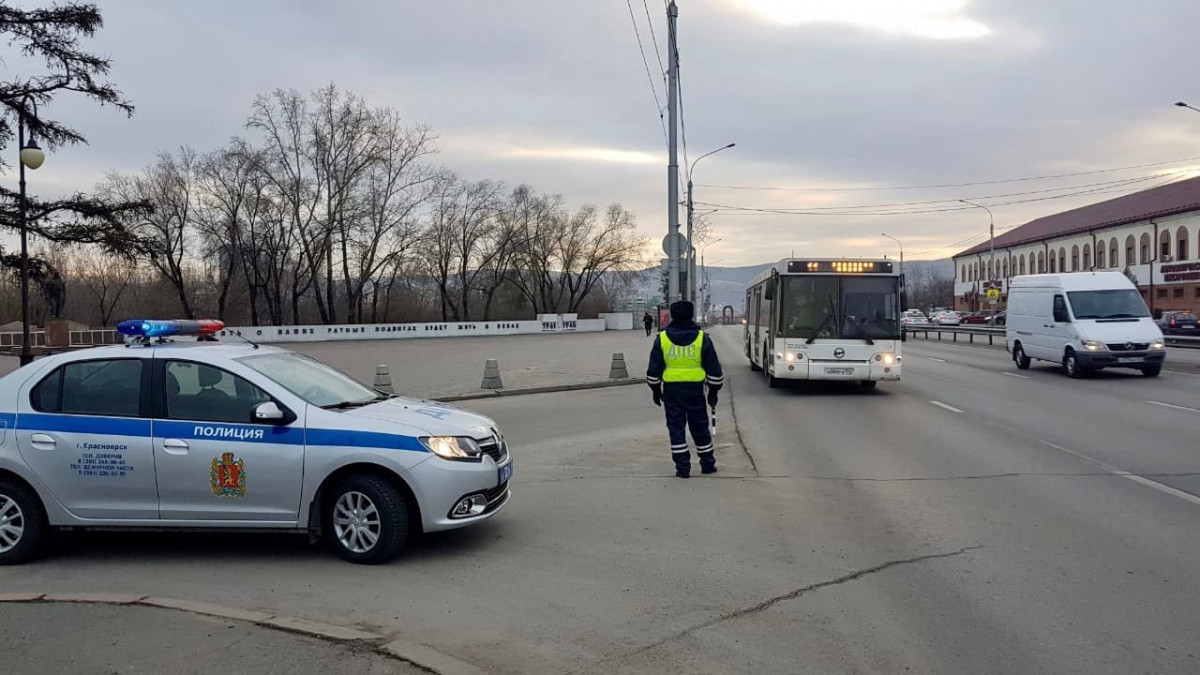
210, 452, 246, 497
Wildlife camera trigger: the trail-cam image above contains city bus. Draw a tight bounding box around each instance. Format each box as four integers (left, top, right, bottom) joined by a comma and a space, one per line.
744, 259, 904, 388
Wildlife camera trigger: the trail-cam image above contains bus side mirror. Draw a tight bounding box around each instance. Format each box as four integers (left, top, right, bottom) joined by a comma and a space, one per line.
764, 279, 776, 301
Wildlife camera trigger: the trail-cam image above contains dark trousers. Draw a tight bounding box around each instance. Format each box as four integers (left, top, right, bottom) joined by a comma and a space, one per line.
662, 384, 714, 474
644, 323, 653, 336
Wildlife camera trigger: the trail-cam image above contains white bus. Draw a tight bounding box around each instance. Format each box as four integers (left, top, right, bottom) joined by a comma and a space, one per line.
744, 259, 904, 388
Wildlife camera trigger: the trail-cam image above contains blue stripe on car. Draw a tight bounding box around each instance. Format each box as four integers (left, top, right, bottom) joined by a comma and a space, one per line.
4, 413, 427, 453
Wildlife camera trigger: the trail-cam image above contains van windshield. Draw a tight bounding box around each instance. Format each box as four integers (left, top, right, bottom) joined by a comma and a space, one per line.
1066, 289, 1150, 320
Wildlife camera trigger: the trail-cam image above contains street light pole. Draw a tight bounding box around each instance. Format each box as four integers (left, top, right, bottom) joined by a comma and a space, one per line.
880, 233, 904, 274
960, 199, 995, 312
16, 97, 45, 367
699, 238, 722, 320
686, 142, 735, 302
1175, 101, 1200, 114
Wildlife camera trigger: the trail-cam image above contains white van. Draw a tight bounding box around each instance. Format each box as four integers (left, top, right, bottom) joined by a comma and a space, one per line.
1006, 272, 1166, 378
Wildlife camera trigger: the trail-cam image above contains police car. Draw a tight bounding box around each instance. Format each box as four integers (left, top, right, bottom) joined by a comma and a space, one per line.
0, 319, 512, 565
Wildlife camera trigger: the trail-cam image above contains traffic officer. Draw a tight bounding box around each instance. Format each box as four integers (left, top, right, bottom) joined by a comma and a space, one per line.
646, 300, 724, 478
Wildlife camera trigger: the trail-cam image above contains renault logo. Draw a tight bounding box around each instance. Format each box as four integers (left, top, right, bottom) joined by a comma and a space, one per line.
834, 348, 845, 359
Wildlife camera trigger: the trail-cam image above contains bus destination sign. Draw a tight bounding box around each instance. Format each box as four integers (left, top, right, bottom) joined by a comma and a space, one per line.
787, 260, 894, 274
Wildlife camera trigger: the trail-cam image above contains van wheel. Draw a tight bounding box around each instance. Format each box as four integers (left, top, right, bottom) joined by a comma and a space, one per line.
1013, 344, 1031, 370
0, 478, 48, 566
1141, 364, 1162, 377
326, 474, 408, 564
1063, 349, 1085, 378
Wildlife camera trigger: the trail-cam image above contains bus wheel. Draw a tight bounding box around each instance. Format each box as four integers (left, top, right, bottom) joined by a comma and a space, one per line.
749, 347, 762, 372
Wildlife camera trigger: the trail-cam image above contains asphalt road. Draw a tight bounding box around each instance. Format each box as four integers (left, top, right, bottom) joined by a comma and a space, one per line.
1, 327, 1198, 673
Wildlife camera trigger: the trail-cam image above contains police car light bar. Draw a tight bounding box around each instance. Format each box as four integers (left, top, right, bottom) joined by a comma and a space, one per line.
117, 319, 225, 338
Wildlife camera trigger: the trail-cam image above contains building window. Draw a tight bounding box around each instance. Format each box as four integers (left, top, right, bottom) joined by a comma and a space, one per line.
1059, 249, 1066, 272
1049, 256, 1056, 273
960, 265, 966, 283
1071, 245, 1080, 271
1019, 254, 1026, 275
1195, 286, 1200, 300
1003, 259, 1009, 278
1126, 236, 1136, 266
1157, 288, 1168, 300
1083, 244, 1091, 270
1110, 238, 1118, 268
1178, 226, 1189, 261
1141, 233, 1151, 264
1174, 287, 1185, 300
1038, 251, 1046, 273
1161, 230, 1172, 259
1096, 246, 1104, 269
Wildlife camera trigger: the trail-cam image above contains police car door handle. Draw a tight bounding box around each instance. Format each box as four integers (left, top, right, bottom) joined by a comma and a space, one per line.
162, 438, 189, 455
29, 433, 55, 448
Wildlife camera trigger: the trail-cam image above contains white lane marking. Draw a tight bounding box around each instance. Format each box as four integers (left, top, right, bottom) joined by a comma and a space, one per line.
1002, 372, 1031, 379
1035, 439, 1200, 507
1163, 369, 1200, 378
1146, 400, 1200, 413
926, 357, 947, 362
929, 401, 964, 414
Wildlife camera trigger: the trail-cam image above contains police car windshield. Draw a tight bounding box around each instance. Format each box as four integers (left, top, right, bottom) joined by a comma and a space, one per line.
238, 353, 383, 408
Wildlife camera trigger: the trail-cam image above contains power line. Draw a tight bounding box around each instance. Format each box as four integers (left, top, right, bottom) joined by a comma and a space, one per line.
694, 171, 1189, 217
695, 154, 1200, 192
624, 0, 668, 146
641, 0, 666, 87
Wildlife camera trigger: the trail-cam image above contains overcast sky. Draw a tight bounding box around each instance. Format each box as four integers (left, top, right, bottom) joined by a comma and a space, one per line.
16, 0, 1200, 265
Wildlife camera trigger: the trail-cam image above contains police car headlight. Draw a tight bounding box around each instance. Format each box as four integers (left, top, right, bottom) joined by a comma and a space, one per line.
421, 436, 482, 461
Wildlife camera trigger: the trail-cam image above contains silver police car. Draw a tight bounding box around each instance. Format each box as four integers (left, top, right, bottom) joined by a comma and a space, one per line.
0, 320, 512, 565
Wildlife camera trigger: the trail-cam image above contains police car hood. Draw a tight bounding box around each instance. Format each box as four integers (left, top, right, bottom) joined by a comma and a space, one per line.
340, 396, 497, 439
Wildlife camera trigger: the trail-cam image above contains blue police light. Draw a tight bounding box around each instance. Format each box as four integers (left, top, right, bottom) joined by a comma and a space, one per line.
117, 319, 225, 338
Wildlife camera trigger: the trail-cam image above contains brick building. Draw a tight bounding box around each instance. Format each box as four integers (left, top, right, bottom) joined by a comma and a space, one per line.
952, 176, 1200, 315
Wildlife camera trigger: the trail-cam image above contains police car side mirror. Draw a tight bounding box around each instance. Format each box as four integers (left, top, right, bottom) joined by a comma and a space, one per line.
254, 401, 286, 424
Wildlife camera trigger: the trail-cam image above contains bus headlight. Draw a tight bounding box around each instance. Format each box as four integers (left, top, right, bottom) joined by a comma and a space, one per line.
785, 352, 795, 362
874, 353, 896, 365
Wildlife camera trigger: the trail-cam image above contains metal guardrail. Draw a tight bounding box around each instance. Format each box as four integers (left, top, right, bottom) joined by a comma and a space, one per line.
904, 325, 1200, 349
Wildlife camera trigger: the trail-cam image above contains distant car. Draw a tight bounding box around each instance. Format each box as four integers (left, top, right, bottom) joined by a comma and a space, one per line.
960, 312, 990, 325
988, 311, 1007, 327
934, 312, 961, 326
1157, 311, 1199, 334
901, 310, 929, 327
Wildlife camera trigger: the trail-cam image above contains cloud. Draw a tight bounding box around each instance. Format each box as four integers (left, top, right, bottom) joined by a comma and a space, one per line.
730, 0, 990, 40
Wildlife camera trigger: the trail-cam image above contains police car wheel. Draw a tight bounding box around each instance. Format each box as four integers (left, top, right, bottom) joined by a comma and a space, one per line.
0, 478, 47, 566
326, 475, 408, 564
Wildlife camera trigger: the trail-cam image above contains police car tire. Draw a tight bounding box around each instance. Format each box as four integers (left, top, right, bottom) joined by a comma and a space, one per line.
326, 474, 408, 565
0, 478, 47, 566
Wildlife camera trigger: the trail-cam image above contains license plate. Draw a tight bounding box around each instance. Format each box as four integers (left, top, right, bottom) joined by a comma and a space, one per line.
498, 462, 514, 483
1117, 357, 1142, 364
824, 367, 855, 376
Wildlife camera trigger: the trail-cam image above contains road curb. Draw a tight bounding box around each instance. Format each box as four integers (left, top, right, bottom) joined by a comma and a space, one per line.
435, 377, 646, 402
0, 595, 475, 674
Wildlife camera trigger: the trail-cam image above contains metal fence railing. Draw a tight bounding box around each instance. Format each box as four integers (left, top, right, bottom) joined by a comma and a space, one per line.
0, 331, 47, 348
69, 329, 121, 347
905, 325, 1200, 349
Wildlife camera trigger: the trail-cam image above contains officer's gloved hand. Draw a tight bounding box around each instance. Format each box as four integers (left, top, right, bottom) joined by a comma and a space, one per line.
651, 386, 663, 407
707, 388, 719, 407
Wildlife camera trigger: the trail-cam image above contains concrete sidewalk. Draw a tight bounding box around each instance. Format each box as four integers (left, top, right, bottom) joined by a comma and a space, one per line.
0, 602, 421, 675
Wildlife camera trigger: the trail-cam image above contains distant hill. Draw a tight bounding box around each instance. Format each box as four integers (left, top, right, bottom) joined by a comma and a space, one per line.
637, 258, 954, 310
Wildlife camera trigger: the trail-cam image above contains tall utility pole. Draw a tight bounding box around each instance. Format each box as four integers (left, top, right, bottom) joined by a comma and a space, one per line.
665, 0, 681, 303
881, 233, 904, 274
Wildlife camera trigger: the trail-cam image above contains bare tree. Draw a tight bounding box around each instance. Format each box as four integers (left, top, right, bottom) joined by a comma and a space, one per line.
101, 148, 199, 318
73, 249, 136, 326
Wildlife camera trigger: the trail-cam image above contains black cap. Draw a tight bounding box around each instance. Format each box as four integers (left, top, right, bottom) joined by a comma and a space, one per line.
669, 300, 694, 323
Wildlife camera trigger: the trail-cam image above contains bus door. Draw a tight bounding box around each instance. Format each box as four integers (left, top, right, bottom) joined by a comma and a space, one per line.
752, 286, 763, 363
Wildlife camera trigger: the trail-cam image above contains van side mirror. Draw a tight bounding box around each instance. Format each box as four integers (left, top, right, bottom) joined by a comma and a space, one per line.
254, 401, 287, 424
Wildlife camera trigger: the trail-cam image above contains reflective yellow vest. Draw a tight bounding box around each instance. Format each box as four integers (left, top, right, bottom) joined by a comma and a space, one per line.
660, 331, 706, 383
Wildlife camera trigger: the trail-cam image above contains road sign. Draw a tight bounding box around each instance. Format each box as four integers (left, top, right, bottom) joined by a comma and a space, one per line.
662, 232, 688, 256
986, 288, 1000, 303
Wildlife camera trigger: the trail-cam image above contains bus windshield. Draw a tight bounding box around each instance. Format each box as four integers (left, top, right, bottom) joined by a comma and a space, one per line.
778, 275, 900, 340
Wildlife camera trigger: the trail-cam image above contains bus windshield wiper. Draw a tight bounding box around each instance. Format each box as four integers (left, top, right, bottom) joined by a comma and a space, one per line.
806, 312, 836, 344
